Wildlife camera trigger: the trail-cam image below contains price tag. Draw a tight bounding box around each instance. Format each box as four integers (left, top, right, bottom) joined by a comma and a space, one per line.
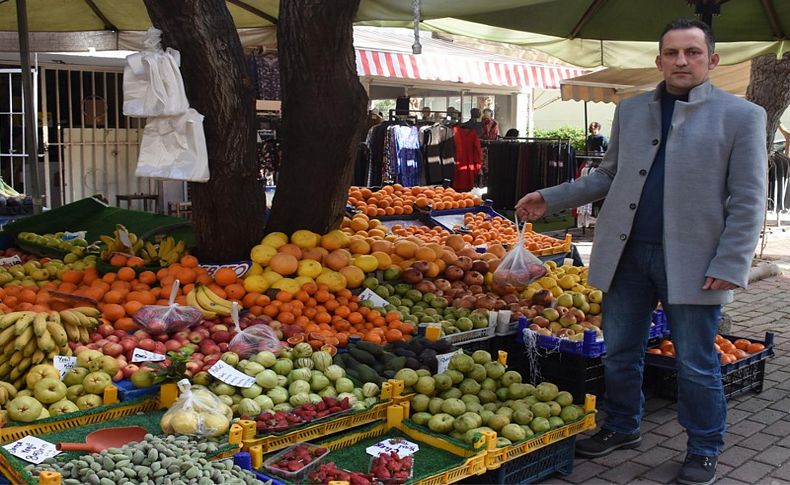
366, 438, 419, 458
435, 349, 463, 374
131, 348, 166, 363
497, 310, 512, 325
4, 436, 61, 464
208, 360, 255, 388
358, 288, 389, 308
0, 255, 21, 266
53, 356, 77, 379
62, 231, 87, 241
488, 311, 498, 328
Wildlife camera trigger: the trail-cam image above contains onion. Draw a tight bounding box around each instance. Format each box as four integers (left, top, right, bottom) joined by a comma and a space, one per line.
434, 278, 452, 292
415, 280, 437, 294
463, 270, 485, 286
456, 256, 473, 272
444, 265, 465, 282
412, 260, 430, 274
468, 284, 484, 295
402, 268, 424, 284
471, 260, 490, 274
503, 294, 520, 304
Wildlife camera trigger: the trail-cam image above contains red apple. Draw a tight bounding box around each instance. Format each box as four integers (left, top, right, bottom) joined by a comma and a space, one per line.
90, 334, 103, 343
112, 369, 124, 382
138, 339, 156, 351
155, 333, 169, 343
120, 339, 137, 353
211, 324, 228, 333
113, 330, 128, 339
102, 342, 124, 357
165, 340, 182, 352
188, 331, 202, 344
186, 361, 202, 373
133, 330, 150, 340
153, 342, 166, 355
122, 364, 140, 378
107, 335, 120, 343
218, 342, 228, 352
97, 324, 115, 337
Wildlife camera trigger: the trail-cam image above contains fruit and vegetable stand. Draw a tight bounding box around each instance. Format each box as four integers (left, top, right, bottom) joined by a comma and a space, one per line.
0, 185, 772, 485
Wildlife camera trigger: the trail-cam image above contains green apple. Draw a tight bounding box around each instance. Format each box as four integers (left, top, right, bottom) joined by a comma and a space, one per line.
75, 394, 102, 410
7, 396, 43, 423
33, 378, 67, 404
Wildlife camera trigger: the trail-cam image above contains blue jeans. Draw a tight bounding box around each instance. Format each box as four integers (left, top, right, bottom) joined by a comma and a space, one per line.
601, 241, 726, 457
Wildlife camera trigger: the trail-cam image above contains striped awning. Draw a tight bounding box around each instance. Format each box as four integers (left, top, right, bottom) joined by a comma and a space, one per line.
355, 48, 585, 90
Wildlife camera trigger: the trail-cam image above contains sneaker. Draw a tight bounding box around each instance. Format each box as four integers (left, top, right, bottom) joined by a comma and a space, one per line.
575, 428, 641, 458
677, 454, 717, 485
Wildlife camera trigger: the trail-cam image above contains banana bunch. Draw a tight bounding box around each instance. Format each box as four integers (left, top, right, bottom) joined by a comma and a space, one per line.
140, 236, 188, 267
0, 381, 17, 405
187, 284, 233, 319
99, 224, 144, 261
0, 307, 99, 390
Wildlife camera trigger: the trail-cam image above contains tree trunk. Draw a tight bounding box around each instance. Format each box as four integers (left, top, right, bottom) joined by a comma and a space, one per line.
265, 0, 368, 235
143, 0, 266, 262
745, 53, 790, 152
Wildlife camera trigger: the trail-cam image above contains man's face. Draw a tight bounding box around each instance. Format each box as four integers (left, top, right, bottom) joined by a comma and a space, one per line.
589, 124, 598, 134
656, 27, 719, 95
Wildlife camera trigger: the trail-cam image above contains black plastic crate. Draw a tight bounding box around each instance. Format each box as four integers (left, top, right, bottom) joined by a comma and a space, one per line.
644, 332, 774, 401
457, 336, 494, 354
462, 437, 575, 484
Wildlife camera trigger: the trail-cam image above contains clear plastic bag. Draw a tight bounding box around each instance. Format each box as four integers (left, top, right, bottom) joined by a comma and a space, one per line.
228, 302, 283, 358
133, 280, 203, 335
492, 216, 547, 294
160, 380, 232, 437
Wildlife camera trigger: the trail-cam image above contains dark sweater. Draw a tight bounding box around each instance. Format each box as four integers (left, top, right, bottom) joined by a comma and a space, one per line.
630, 90, 688, 244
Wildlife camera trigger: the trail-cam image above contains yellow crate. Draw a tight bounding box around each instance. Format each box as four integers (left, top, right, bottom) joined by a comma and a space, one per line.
239, 381, 404, 454
484, 394, 597, 470
251, 404, 489, 485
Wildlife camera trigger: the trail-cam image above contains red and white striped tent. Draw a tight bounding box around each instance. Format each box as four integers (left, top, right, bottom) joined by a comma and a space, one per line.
354, 27, 585, 91
356, 48, 584, 90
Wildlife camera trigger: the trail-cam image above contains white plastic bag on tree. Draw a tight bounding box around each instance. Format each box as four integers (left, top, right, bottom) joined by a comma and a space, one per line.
136, 108, 210, 182
123, 27, 190, 117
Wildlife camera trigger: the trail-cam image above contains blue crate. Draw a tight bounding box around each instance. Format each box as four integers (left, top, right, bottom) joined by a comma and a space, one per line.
521, 311, 667, 358
115, 378, 161, 402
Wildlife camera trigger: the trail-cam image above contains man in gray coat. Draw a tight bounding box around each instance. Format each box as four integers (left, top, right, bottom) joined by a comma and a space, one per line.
517, 19, 766, 485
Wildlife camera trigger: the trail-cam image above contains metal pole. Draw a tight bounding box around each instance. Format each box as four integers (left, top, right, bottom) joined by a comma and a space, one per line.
15, 0, 43, 214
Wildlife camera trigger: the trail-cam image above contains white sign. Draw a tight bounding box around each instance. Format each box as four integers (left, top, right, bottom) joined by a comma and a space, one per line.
488, 311, 499, 328
131, 348, 167, 363
358, 288, 389, 308
436, 349, 463, 374
208, 360, 255, 388
53, 356, 77, 379
497, 310, 512, 325
0, 255, 21, 266
62, 231, 87, 241
366, 438, 419, 458
4, 436, 61, 464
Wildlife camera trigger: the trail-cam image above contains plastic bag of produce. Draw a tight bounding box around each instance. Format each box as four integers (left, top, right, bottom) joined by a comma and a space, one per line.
133, 280, 203, 335
228, 302, 282, 358
160, 379, 232, 437
492, 216, 547, 293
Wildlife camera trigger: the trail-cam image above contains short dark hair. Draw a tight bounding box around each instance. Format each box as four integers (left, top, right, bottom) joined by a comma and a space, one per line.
589, 122, 601, 129
505, 128, 519, 137
483, 108, 493, 114
659, 18, 715, 55
470, 108, 481, 118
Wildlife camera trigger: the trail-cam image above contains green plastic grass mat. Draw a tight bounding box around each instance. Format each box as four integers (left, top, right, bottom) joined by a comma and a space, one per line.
264, 427, 469, 485
1, 196, 195, 248
2, 409, 236, 484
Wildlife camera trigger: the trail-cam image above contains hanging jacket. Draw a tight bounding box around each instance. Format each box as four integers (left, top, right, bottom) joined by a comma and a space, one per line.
453, 127, 482, 192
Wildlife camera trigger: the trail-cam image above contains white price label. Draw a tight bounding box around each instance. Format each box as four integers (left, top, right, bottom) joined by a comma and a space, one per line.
497, 310, 512, 325
131, 348, 166, 363
366, 438, 419, 458
62, 231, 87, 241
436, 349, 463, 374
488, 311, 498, 328
0, 255, 21, 266
4, 436, 61, 464
53, 356, 77, 379
358, 288, 389, 308
208, 360, 255, 388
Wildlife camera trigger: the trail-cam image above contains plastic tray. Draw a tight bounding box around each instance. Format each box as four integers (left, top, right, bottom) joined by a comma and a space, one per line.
429, 204, 506, 232
262, 442, 329, 483
115, 378, 161, 402
436, 322, 497, 346
644, 332, 775, 401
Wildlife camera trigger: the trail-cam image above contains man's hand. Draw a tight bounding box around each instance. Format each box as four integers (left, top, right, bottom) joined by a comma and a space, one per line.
516, 192, 546, 221
702, 277, 738, 291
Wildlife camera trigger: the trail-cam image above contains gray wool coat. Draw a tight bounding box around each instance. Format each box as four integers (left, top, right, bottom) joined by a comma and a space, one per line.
539, 80, 767, 305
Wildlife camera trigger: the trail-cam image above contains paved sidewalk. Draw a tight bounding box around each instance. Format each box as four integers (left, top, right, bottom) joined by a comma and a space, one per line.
536, 224, 790, 484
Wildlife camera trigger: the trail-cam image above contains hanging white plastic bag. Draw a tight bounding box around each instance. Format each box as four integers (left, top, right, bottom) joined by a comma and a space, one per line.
228, 303, 282, 358
160, 380, 232, 437
123, 27, 190, 117
492, 216, 547, 294
136, 108, 210, 182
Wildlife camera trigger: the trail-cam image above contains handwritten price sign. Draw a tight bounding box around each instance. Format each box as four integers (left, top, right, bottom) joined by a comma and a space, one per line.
4, 436, 60, 464
53, 356, 77, 379
366, 438, 419, 458
131, 348, 166, 363
358, 288, 389, 308
208, 360, 255, 388
436, 349, 463, 373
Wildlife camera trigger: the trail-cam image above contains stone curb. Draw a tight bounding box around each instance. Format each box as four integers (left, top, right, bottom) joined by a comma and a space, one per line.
749, 262, 782, 283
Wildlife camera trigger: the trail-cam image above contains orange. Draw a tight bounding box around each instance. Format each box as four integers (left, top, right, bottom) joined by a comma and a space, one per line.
102, 303, 126, 322
181, 255, 199, 268
126, 256, 145, 268
110, 254, 128, 267
117, 267, 136, 282
214, 268, 238, 287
